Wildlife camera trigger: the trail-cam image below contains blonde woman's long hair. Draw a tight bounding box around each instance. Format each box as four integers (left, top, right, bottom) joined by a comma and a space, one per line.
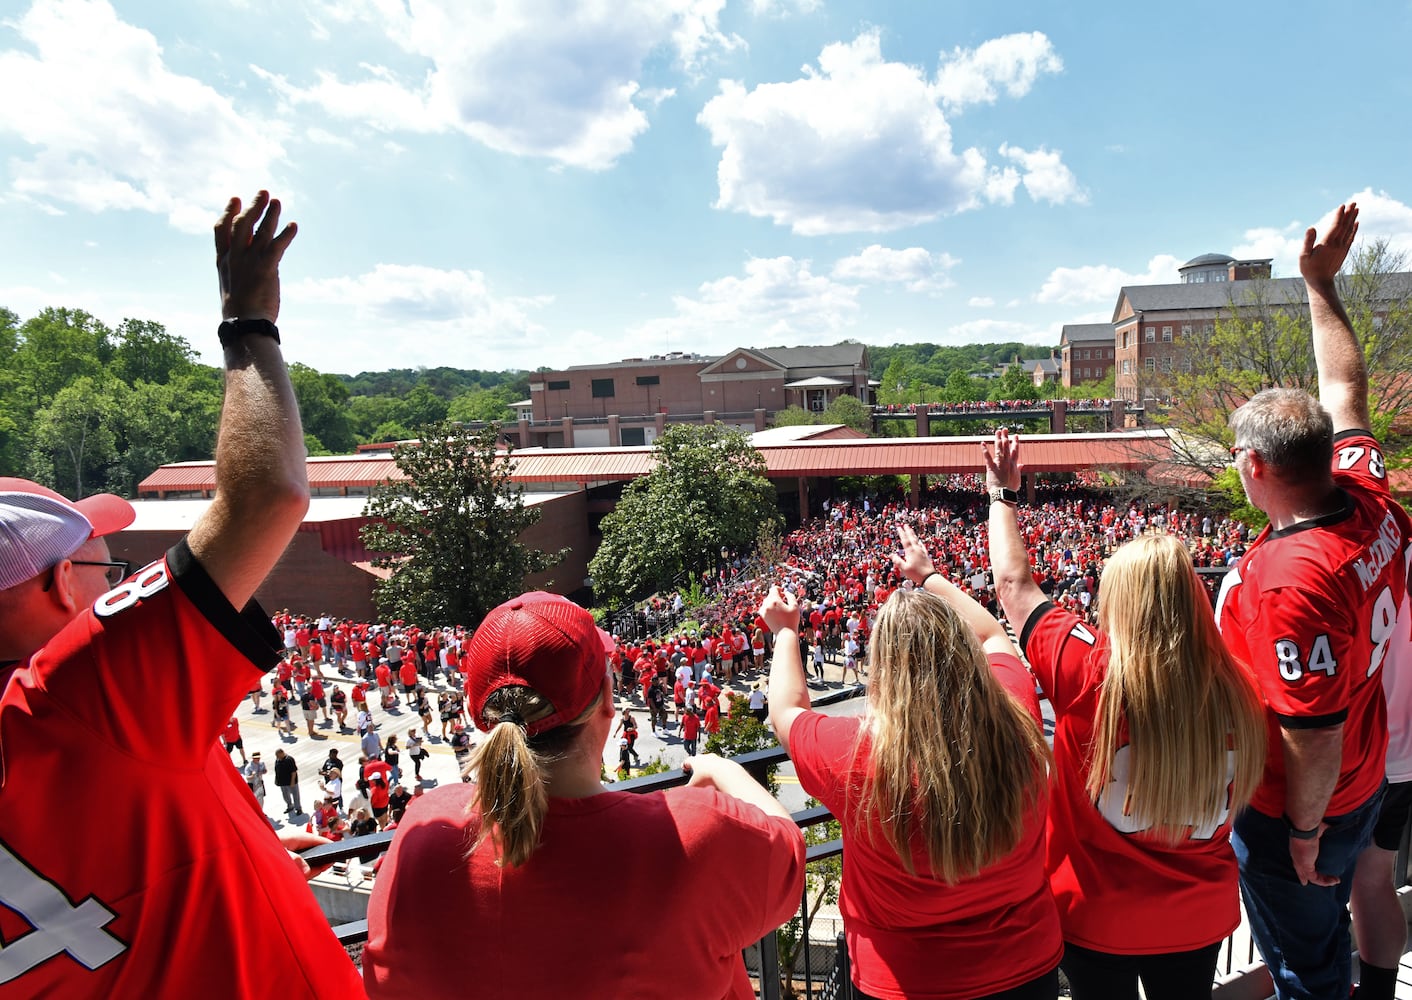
465, 686, 601, 868
856, 589, 1052, 883
1089, 534, 1265, 843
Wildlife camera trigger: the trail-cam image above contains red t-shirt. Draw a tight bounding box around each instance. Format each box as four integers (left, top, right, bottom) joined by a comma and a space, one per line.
375, 664, 392, 689
362, 784, 804, 998
788, 653, 1061, 999
1022, 603, 1241, 952
0, 541, 362, 996
1218, 430, 1411, 817
682, 713, 700, 741
221, 718, 241, 744
399, 662, 418, 688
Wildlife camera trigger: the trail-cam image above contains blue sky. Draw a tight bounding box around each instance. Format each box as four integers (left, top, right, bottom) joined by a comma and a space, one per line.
2, 0, 1411, 375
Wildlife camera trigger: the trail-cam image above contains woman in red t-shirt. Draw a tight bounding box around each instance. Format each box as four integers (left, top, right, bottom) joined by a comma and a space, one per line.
764, 525, 1060, 1000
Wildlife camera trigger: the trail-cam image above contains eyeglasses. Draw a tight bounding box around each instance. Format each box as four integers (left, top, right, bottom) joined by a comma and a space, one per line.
71, 559, 131, 586
1229, 446, 1247, 462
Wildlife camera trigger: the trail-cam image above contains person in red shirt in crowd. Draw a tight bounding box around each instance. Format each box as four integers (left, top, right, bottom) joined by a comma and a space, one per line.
0, 191, 362, 996
276, 655, 293, 690
681, 707, 700, 756
291, 655, 310, 698
294, 622, 311, 659
703, 698, 721, 737
374, 658, 395, 709
307, 636, 325, 677
362, 591, 805, 998
351, 680, 369, 718
309, 675, 329, 725
986, 436, 1267, 1000
398, 658, 418, 701
331, 627, 347, 670
221, 716, 247, 766
350, 637, 367, 678
764, 527, 1061, 1000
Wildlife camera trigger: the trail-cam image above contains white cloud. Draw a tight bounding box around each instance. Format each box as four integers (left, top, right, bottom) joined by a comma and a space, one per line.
0, 0, 285, 232
932, 32, 1062, 111
263, 0, 738, 170
749, 0, 821, 15
1036, 254, 1183, 305
968, 296, 995, 307
999, 143, 1085, 204
286, 263, 555, 367
698, 31, 1076, 235
630, 256, 859, 354
831, 245, 959, 293
943, 318, 1052, 344
1234, 189, 1412, 276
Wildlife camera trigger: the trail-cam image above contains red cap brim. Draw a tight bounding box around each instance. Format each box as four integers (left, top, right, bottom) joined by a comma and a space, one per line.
0, 478, 134, 539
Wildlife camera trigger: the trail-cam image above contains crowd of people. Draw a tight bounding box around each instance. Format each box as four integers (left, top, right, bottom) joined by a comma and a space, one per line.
1, 195, 1407, 1000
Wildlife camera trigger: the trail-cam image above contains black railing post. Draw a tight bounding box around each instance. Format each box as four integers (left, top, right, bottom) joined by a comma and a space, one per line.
801, 877, 813, 997
757, 929, 782, 1000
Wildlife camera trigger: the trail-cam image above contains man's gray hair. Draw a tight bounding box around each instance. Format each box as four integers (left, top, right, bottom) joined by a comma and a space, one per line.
1229, 387, 1333, 482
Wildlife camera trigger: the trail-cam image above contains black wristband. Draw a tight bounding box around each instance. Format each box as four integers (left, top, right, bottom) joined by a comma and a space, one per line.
1284, 815, 1320, 840
218, 318, 280, 349
921, 571, 944, 589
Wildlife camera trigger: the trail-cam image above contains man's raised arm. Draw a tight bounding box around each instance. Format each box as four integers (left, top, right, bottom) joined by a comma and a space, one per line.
1302, 201, 1370, 435
187, 191, 309, 609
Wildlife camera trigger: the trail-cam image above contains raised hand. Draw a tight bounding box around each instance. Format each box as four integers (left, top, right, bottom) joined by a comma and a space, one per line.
1299, 202, 1358, 288
891, 524, 937, 587
215, 190, 298, 323
758, 584, 800, 635
982, 428, 1022, 491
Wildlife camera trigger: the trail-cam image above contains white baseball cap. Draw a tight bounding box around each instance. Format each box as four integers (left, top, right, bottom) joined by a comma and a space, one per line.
0, 479, 134, 591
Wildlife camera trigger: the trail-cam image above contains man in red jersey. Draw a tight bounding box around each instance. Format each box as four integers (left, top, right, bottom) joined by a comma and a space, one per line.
1217, 203, 1412, 1000
0, 192, 363, 997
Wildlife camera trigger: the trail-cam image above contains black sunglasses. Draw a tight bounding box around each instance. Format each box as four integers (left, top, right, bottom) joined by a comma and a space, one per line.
70, 559, 131, 587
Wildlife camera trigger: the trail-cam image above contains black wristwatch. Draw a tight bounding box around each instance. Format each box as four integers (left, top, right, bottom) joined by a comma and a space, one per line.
988, 486, 1020, 507
218, 318, 281, 349
1284, 816, 1320, 840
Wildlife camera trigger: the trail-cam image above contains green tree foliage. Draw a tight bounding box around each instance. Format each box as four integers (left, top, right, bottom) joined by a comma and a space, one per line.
871, 341, 1032, 391
289, 363, 356, 454
31, 375, 121, 498
360, 421, 565, 627
941, 369, 984, 403
822, 393, 871, 433
992, 362, 1040, 402
448, 385, 519, 423
703, 693, 780, 793
770, 405, 817, 428
589, 424, 780, 606
111, 318, 195, 385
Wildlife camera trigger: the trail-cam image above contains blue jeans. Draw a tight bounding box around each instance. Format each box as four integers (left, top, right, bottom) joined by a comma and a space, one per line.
1231, 785, 1384, 1000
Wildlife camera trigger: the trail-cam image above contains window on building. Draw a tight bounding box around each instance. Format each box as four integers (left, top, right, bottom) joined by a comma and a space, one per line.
1162, 326, 1173, 342
1083, 367, 1091, 379
1122, 360, 1132, 374
1145, 358, 1156, 372
1161, 357, 1173, 372
1145, 327, 1155, 342
1180, 325, 1191, 338
1204, 324, 1213, 335
620, 427, 646, 446
591, 378, 615, 398
547, 379, 570, 391
634, 375, 660, 386
1107, 348, 1114, 358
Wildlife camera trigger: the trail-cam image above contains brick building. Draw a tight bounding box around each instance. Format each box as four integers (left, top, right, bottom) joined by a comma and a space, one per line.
524, 344, 873, 448
1059, 323, 1116, 388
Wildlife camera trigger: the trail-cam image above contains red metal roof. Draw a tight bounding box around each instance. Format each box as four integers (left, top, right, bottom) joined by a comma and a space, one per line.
139, 433, 1173, 494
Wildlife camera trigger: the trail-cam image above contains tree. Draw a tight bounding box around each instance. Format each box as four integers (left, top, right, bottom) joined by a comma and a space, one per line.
822, 393, 871, 433
589, 424, 780, 606
770, 405, 817, 428
941, 369, 983, 403
877, 357, 916, 405
992, 362, 1040, 402
31, 375, 121, 497
360, 421, 565, 627
111, 319, 195, 386
289, 363, 356, 454
448, 386, 518, 423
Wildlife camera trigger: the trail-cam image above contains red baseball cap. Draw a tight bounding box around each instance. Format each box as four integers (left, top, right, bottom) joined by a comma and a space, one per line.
465, 592, 605, 737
